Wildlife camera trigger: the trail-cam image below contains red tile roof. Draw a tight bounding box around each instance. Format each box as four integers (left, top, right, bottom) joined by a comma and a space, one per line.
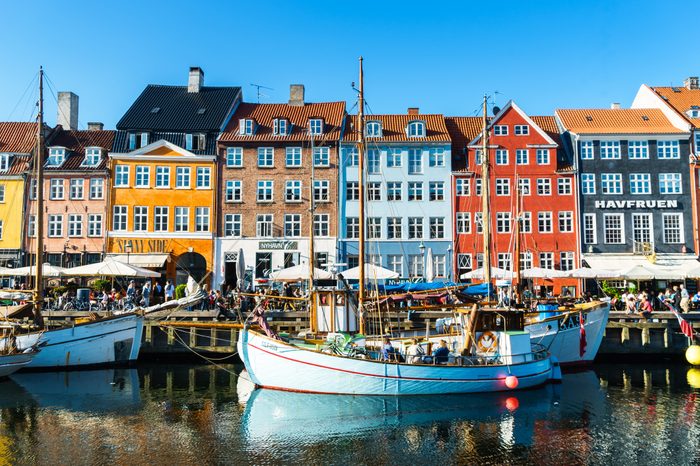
343, 114, 451, 143
46, 129, 115, 171
220, 102, 346, 143
531, 116, 563, 146
556, 108, 685, 134
0, 122, 38, 154
444, 117, 483, 149
652, 86, 700, 127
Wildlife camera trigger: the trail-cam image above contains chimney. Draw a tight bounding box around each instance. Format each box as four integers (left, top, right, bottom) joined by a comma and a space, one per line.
188, 67, 204, 93
408, 107, 419, 115
610, 102, 621, 109
684, 77, 699, 90
87, 122, 104, 131
289, 84, 305, 106
57, 92, 79, 131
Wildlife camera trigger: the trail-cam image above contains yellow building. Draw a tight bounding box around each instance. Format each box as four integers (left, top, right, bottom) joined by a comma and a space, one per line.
107, 140, 216, 284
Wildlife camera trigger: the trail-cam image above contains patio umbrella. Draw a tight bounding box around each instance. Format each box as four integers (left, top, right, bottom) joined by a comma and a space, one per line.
62, 258, 160, 278
566, 267, 618, 279
269, 263, 333, 282
619, 264, 656, 281
236, 248, 246, 290
461, 267, 514, 280
425, 248, 435, 282
520, 267, 569, 279
340, 263, 399, 280
7, 263, 66, 277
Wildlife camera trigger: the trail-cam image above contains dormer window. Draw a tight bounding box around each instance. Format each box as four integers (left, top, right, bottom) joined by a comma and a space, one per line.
366, 121, 382, 137
47, 147, 66, 166
82, 148, 101, 166
186, 133, 206, 151
273, 118, 288, 136
407, 121, 426, 138
686, 107, 700, 119
128, 132, 149, 150
239, 119, 255, 136
309, 119, 324, 135
0, 154, 10, 172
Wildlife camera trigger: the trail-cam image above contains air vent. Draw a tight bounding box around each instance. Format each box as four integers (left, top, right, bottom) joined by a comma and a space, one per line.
672, 87, 681, 93
151, 107, 160, 114
585, 116, 593, 122
197, 108, 206, 115
642, 115, 649, 121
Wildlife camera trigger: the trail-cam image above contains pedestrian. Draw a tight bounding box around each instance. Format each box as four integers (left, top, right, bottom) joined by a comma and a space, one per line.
673, 285, 682, 312
164, 280, 175, 301
142, 281, 151, 307
680, 284, 690, 313
153, 281, 164, 305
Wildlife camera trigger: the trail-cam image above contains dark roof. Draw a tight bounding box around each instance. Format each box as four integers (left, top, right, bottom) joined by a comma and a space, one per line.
112, 131, 217, 154
45, 128, 115, 170
116, 85, 241, 132
0, 122, 38, 153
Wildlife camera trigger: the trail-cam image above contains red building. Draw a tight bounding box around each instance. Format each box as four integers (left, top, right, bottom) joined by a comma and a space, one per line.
448, 101, 579, 295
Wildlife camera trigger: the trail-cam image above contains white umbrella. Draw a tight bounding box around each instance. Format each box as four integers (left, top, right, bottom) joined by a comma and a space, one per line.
63, 258, 160, 278
619, 264, 655, 281
236, 248, 246, 290
340, 263, 399, 280
566, 267, 618, 279
461, 267, 514, 280
8, 263, 66, 277
520, 267, 569, 279
425, 248, 435, 282
269, 263, 332, 282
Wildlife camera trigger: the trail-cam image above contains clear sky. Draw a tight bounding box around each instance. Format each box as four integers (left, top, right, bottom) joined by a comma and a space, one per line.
2, 0, 699, 128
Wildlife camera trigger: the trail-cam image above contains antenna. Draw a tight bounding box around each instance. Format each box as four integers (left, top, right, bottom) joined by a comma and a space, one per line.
250, 83, 274, 103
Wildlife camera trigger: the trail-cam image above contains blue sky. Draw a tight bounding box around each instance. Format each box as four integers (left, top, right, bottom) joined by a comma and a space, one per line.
1, 0, 698, 128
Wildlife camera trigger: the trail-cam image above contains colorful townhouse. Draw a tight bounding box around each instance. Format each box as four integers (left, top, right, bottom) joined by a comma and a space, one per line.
556, 107, 696, 285
107, 67, 241, 284
214, 86, 345, 290
449, 102, 579, 295
338, 109, 453, 280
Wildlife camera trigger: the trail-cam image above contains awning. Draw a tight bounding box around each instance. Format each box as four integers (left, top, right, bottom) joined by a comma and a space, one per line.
582, 254, 700, 280
106, 253, 169, 268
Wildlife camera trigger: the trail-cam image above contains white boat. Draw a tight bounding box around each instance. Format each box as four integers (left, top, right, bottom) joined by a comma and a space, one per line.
0, 351, 36, 377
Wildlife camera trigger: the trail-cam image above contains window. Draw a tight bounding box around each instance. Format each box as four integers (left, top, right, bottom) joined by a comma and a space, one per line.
604, 214, 624, 244
457, 254, 472, 274
68, 214, 82, 237
226, 147, 243, 167
196, 167, 211, 188
28, 215, 36, 237
367, 217, 381, 239
346, 181, 359, 201
520, 252, 533, 270
388, 255, 403, 275
48, 214, 63, 237
539, 252, 554, 269
368, 182, 381, 201
344, 146, 358, 166
497, 253, 512, 271
601, 173, 623, 194
257, 180, 273, 202
520, 212, 532, 233
134, 206, 148, 232
659, 173, 682, 194
514, 125, 529, 135
47, 148, 65, 166
429, 148, 445, 167
629, 173, 651, 194
195, 207, 210, 232
128, 132, 148, 150
408, 217, 423, 239
135, 166, 150, 187
273, 118, 288, 136
408, 182, 423, 201
387, 217, 402, 239
224, 214, 242, 237
309, 119, 324, 135
239, 119, 254, 136
557, 178, 571, 195
313, 147, 330, 167
429, 217, 444, 239
600, 141, 621, 159
0, 185, 4, 203
366, 121, 382, 137
156, 166, 170, 187
313, 180, 329, 202
560, 252, 575, 271
176, 167, 190, 188
663, 213, 683, 244
516, 149, 529, 165
476, 253, 484, 269
456, 178, 469, 196
475, 212, 483, 233
496, 212, 511, 233
367, 149, 380, 174
0, 154, 9, 172
154, 207, 169, 232
581, 174, 596, 195
558, 211, 573, 233
387, 148, 402, 167
536, 149, 550, 165
409, 255, 424, 277
83, 148, 101, 166
407, 121, 425, 137
284, 214, 301, 237
285, 147, 302, 167
433, 255, 446, 277
346, 217, 359, 239
387, 181, 402, 201
258, 147, 274, 167
475, 150, 482, 166
496, 178, 510, 196
456, 212, 471, 234
112, 206, 127, 231
50, 179, 64, 200
493, 125, 508, 136
657, 140, 679, 159
628, 141, 649, 159
223, 180, 240, 203
408, 149, 422, 174
175, 205, 191, 233
495, 149, 508, 165
580, 140, 594, 160
695, 132, 700, 155
536, 178, 551, 195
583, 214, 597, 244
256, 214, 273, 237
538, 212, 552, 233
88, 214, 102, 237
429, 181, 445, 201
286, 180, 302, 202
89, 178, 104, 199
518, 178, 531, 195
115, 165, 129, 187
185, 133, 205, 151
69, 179, 84, 199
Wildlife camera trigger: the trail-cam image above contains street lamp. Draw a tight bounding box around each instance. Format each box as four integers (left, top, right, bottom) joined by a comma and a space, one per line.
125, 240, 133, 265
447, 243, 453, 282
418, 240, 425, 278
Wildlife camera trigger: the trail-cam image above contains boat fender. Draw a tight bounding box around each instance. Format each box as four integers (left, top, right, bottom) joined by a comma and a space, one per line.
477, 331, 498, 353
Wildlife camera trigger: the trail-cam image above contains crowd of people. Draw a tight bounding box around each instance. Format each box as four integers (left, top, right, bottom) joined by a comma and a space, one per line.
618, 284, 700, 318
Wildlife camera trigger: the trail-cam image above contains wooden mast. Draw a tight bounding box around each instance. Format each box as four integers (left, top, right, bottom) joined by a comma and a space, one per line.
308, 131, 317, 332
33, 67, 45, 327
514, 175, 521, 305
480, 95, 492, 293
357, 57, 366, 335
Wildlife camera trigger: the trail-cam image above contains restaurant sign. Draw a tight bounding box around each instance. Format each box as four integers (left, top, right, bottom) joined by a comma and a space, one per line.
594, 200, 678, 209
259, 241, 298, 250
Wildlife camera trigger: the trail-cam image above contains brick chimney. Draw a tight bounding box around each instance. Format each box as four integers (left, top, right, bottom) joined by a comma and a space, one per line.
57, 92, 79, 131
87, 122, 104, 131
610, 103, 621, 109
408, 107, 419, 115
188, 67, 204, 93
684, 77, 699, 90
289, 84, 305, 106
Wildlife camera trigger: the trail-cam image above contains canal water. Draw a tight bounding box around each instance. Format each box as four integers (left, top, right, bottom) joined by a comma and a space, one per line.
1, 363, 699, 465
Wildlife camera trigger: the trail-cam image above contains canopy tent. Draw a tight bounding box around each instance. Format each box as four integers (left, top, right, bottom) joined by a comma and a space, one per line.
520, 267, 569, 279
566, 267, 617, 279
2, 263, 66, 277
105, 253, 169, 268
268, 263, 333, 282
461, 267, 514, 280
62, 258, 160, 278
340, 264, 399, 280
582, 254, 700, 280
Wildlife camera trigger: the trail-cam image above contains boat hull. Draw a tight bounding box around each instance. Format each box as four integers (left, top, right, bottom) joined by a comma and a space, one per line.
0, 352, 35, 377
238, 328, 554, 395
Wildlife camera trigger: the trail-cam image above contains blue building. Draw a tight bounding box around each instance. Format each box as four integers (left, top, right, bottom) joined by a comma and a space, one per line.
337, 109, 453, 280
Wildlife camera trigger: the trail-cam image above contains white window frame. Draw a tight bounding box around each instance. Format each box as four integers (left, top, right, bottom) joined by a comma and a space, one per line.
628, 140, 649, 159
514, 125, 529, 135
659, 173, 682, 194
196, 167, 211, 189
69, 178, 84, 200
516, 149, 529, 165
600, 140, 621, 159
88, 214, 103, 237
257, 147, 274, 167
629, 173, 651, 195
112, 206, 127, 232
286, 147, 302, 167
536, 149, 550, 165
601, 173, 623, 195
657, 140, 680, 159
286, 180, 302, 203
407, 121, 426, 137
155, 166, 170, 188
583, 213, 597, 244
581, 173, 596, 195
224, 214, 242, 237
226, 180, 242, 203
175, 166, 191, 188
580, 140, 594, 160
257, 180, 274, 202
114, 165, 130, 187
662, 213, 684, 244
135, 166, 150, 188
226, 147, 243, 167
603, 213, 625, 244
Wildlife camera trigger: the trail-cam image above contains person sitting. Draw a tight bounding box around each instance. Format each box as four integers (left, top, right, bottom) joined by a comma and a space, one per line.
432, 339, 450, 364
381, 338, 396, 361
638, 295, 653, 320
625, 295, 637, 315
406, 338, 425, 364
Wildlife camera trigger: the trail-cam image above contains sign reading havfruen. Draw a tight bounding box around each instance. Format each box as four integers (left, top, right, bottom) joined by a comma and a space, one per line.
259, 241, 298, 250
594, 200, 678, 209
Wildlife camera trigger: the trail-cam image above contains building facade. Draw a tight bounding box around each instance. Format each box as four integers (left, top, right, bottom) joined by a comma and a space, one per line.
214, 86, 345, 290
337, 110, 453, 280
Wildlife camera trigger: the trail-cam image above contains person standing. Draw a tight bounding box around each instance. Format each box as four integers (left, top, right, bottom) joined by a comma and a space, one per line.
673, 285, 682, 312
680, 284, 690, 313
153, 281, 164, 305
142, 281, 151, 307
164, 280, 175, 302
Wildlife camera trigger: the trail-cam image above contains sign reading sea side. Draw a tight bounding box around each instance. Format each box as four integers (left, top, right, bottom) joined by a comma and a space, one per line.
594, 200, 678, 209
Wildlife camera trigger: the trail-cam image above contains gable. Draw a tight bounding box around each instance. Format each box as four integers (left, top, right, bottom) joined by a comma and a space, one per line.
468, 101, 558, 146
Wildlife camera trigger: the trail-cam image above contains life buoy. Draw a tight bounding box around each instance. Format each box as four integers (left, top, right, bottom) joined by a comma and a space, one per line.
477, 331, 498, 353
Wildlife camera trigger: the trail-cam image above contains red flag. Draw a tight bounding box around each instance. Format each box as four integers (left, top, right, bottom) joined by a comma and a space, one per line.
579, 311, 587, 357
665, 302, 697, 341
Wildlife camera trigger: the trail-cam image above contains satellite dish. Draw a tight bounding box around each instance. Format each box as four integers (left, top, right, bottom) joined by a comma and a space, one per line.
492, 106, 501, 116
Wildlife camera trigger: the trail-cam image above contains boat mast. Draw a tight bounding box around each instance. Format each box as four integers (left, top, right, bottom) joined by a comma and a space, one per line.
514, 175, 521, 305
33, 67, 45, 327
357, 57, 366, 335
308, 131, 316, 332
480, 95, 492, 293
